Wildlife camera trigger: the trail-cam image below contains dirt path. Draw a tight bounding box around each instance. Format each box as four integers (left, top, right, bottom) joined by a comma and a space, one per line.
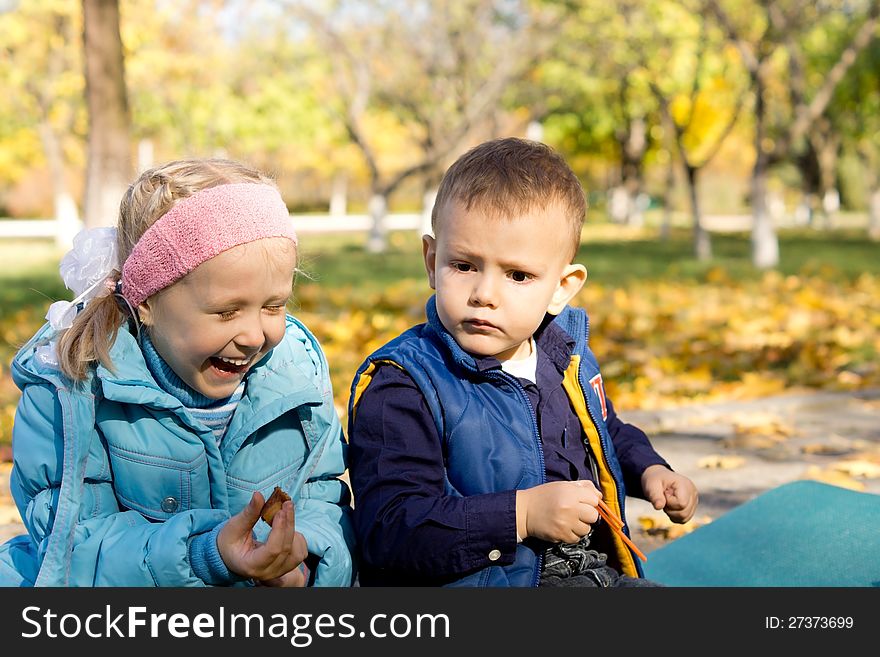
623, 389, 880, 553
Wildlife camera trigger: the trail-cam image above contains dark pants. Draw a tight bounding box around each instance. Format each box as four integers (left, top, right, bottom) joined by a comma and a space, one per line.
539, 536, 663, 588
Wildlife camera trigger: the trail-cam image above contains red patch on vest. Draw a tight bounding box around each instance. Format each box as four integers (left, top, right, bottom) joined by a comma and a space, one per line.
589, 373, 608, 421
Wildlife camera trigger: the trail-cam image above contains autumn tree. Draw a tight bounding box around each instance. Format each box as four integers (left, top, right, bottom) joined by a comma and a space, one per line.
538, 0, 663, 227
705, 0, 880, 268
823, 29, 880, 240
82, 0, 132, 228
0, 1, 83, 246
645, 1, 747, 260
286, 0, 566, 252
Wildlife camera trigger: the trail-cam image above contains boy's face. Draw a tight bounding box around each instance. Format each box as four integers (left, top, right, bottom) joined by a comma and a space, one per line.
137, 238, 296, 399
423, 200, 586, 362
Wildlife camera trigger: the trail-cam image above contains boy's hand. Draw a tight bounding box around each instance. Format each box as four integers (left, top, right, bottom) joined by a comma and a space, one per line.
516, 480, 601, 544
641, 464, 699, 524
217, 491, 309, 581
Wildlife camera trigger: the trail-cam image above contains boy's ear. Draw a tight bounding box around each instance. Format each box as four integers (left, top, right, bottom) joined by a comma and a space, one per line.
422, 234, 437, 290
547, 264, 587, 315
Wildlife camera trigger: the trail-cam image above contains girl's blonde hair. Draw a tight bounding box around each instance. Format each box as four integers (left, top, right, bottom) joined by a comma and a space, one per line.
58, 159, 277, 381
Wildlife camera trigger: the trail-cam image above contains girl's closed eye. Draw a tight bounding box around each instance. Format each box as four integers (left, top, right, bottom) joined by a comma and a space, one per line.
264, 304, 286, 314
217, 309, 238, 320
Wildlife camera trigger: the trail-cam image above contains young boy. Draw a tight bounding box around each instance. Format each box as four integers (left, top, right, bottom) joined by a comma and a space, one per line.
348, 137, 697, 587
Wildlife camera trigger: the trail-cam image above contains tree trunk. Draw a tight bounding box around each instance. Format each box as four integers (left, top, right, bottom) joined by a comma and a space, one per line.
330, 173, 348, 217
686, 166, 711, 261
82, 0, 132, 229
751, 166, 779, 268
366, 192, 388, 253
137, 138, 154, 173
750, 80, 779, 268
659, 159, 675, 241
421, 188, 438, 238
869, 189, 880, 242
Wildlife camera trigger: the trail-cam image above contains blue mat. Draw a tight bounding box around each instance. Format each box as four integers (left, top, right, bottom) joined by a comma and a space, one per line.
642, 480, 880, 587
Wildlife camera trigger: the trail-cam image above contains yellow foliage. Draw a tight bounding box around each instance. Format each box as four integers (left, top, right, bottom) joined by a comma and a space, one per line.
830, 459, 880, 479
2, 249, 880, 446
697, 455, 746, 470
801, 467, 866, 492
637, 514, 712, 540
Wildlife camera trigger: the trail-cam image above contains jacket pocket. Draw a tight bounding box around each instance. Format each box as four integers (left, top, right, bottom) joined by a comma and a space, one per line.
107, 446, 209, 520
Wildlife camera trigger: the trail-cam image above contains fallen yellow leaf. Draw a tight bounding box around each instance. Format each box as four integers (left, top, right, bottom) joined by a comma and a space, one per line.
801, 443, 853, 456
732, 413, 795, 438
698, 455, 746, 469
801, 466, 866, 491
636, 514, 712, 539
830, 459, 880, 479
722, 434, 784, 450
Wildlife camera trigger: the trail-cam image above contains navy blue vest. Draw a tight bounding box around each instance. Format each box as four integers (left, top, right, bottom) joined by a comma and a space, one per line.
349, 298, 642, 585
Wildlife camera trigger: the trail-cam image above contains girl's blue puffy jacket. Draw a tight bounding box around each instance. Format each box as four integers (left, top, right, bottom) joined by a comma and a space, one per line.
0, 316, 355, 587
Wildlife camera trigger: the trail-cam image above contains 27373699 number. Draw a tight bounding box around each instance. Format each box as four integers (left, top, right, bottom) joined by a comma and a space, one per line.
765, 616, 853, 629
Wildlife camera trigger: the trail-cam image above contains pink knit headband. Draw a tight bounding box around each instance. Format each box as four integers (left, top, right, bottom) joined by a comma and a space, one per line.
121, 183, 297, 307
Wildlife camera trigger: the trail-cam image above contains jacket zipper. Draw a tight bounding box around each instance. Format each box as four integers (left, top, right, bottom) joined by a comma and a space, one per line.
486, 369, 545, 587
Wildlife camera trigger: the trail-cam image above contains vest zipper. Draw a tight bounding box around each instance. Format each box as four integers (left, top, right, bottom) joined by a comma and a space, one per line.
486, 369, 545, 587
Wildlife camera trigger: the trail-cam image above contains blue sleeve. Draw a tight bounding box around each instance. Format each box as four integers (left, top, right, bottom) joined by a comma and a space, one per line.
188, 521, 251, 586
349, 365, 516, 579
10, 382, 229, 586
605, 396, 670, 498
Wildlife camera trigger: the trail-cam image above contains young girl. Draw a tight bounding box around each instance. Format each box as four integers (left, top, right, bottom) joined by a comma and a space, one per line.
0, 159, 355, 587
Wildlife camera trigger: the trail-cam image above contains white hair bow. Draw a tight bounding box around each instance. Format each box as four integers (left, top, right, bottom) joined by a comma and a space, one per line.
37, 227, 119, 368
45, 227, 120, 331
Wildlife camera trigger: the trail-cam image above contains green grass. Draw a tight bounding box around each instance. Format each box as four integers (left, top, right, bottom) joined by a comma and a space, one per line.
297, 231, 429, 295
0, 240, 68, 323
293, 227, 880, 297
2, 227, 877, 323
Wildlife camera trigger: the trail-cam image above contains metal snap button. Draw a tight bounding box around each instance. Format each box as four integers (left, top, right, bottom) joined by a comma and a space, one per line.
488, 549, 502, 561
160, 496, 179, 513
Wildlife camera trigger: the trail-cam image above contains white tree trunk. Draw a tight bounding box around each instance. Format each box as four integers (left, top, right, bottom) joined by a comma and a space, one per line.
55, 192, 81, 250
421, 188, 437, 238
752, 211, 779, 269
330, 174, 347, 217
869, 189, 880, 242
367, 193, 388, 253
137, 138, 154, 173
609, 186, 630, 223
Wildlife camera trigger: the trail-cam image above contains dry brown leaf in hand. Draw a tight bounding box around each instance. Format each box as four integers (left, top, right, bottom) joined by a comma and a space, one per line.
259, 487, 291, 526
698, 454, 746, 469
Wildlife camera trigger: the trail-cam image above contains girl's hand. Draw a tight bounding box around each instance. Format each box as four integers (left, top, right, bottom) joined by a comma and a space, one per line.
217, 491, 309, 581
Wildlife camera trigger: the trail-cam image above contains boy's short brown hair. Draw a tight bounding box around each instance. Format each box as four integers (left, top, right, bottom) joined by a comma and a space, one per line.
431, 137, 586, 260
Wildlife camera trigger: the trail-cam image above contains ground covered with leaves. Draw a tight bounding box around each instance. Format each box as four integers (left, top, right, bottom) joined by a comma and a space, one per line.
1, 229, 878, 447
293, 267, 880, 427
